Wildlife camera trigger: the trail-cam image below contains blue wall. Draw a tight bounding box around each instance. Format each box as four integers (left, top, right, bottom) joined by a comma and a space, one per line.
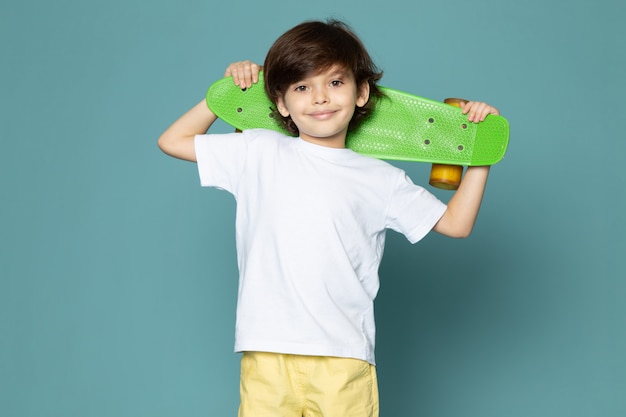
1, 0, 624, 416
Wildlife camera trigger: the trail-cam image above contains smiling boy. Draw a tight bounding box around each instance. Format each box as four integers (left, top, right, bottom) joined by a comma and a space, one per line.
159, 19, 499, 417
274, 66, 369, 148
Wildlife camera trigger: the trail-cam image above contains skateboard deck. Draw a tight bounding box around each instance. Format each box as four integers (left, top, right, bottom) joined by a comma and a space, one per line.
206, 74, 509, 166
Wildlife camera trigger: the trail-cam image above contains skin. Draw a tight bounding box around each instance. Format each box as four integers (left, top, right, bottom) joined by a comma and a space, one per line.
158, 60, 500, 238
275, 65, 369, 148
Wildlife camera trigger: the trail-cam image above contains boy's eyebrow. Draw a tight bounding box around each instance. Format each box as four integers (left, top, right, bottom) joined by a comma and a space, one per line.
312, 69, 354, 83
327, 67, 351, 78
291, 67, 353, 85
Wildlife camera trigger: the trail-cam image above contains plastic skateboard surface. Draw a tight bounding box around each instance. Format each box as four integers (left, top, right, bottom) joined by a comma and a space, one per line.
206, 74, 509, 166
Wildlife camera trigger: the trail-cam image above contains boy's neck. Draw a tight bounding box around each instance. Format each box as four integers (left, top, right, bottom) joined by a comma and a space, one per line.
300, 137, 346, 149
299, 131, 348, 149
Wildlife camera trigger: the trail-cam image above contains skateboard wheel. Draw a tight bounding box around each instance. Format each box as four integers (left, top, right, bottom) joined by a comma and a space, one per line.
429, 164, 463, 190
443, 98, 467, 107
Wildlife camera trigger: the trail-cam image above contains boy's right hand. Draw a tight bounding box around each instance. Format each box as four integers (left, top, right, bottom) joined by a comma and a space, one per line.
224, 60, 262, 89
459, 101, 500, 123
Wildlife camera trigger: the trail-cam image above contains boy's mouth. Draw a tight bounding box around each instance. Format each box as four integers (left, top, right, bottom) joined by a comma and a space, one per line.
309, 110, 337, 120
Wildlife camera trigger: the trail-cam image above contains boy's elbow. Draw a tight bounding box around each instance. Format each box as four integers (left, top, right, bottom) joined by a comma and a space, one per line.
454, 227, 473, 239
444, 226, 473, 239
157, 133, 171, 153
453, 221, 477, 239
434, 216, 475, 239
157, 133, 179, 156
157, 133, 197, 162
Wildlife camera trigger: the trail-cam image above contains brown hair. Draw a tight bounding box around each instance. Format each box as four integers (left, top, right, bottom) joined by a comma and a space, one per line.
263, 19, 384, 136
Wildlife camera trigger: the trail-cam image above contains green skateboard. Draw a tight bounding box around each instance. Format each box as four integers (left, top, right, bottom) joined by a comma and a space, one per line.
206, 73, 509, 166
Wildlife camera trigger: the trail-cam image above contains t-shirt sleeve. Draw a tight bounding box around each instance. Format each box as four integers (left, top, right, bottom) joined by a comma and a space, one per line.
386, 172, 447, 244
194, 131, 247, 193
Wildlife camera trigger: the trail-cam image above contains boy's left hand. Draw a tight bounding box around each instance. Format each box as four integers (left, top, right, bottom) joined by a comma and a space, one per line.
224, 60, 262, 89
460, 101, 500, 123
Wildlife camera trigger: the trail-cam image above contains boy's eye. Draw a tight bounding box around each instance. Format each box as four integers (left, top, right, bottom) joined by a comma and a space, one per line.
294, 85, 308, 92
330, 80, 343, 87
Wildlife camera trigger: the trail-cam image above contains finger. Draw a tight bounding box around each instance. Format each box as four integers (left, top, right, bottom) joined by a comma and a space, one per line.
232, 62, 248, 88
224, 61, 262, 88
473, 102, 489, 122
245, 61, 263, 87
250, 63, 261, 84
238, 60, 257, 88
225, 61, 248, 87
462, 101, 477, 122
459, 101, 467, 114
242, 61, 255, 88
224, 62, 239, 79
487, 105, 500, 117
475, 103, 499, 121
466, 102, 487, 123
225, 63, 241, 86
236, 64, 248, 88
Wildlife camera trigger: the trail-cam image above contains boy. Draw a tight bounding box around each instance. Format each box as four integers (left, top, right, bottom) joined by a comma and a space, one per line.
159, 19, 499, 417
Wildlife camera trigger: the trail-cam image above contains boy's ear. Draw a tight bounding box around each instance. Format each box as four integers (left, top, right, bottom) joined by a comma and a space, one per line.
356, 81, 370, 108
276, 96, 290, 117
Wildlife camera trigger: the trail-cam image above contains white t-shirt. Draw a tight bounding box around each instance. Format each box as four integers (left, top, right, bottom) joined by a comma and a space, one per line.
195, 129, 446, 364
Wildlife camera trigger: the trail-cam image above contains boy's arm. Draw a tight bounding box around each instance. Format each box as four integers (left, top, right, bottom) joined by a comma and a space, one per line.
157, 61, 262, 162
432, 101, 500, 238
433, 165, 490, 238
157, 100, 217, 162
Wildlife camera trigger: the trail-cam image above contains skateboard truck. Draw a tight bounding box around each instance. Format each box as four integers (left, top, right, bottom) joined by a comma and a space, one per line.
428, 98, 466, 190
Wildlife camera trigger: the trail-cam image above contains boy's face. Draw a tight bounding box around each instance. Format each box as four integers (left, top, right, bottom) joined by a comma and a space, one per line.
276, 65, 369, 148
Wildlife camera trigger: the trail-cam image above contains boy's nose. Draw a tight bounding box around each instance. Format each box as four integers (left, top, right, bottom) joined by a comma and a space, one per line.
312, 88, 329, 104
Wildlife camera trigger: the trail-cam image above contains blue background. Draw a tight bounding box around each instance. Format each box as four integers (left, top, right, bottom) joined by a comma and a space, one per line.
1, 0, 624, 416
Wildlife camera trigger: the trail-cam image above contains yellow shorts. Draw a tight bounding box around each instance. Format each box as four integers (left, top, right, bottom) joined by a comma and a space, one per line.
238, 351, 379, 417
